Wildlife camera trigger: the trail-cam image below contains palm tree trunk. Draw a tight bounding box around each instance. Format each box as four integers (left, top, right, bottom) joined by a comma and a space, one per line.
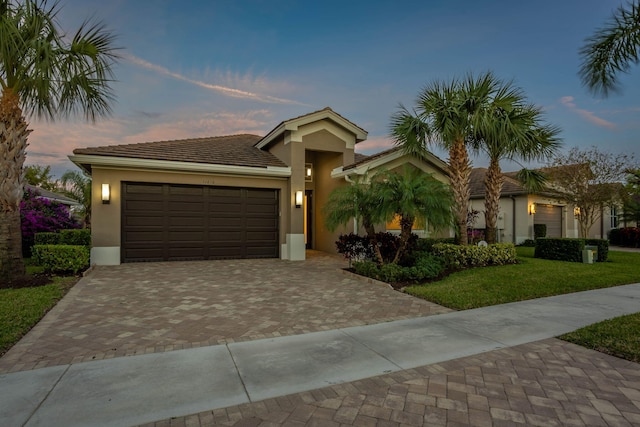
484, 157, 504, 244
363, 222, 384, 264
0, 87, 31, 283
449, 138, 471, 245
392, 215, 414, 264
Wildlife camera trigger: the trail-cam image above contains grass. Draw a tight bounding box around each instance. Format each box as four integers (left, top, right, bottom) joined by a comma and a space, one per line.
0, 276, 77, 356
404, 247, 640, 310
560, 312, 640, 363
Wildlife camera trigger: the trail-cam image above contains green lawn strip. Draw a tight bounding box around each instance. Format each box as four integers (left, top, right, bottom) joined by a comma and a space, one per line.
404, 248, 640, 310
0, 276, 77, 356
559, 313, 640, 363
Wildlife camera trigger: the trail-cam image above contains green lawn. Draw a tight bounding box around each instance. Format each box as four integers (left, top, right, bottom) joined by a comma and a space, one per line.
0, 276, 77, 356
560, 312, 640, 363
405, 247, 640, 310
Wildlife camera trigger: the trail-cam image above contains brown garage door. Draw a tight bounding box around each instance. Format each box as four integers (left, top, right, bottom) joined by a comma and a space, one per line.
121, 182, 279, 262
534, 204, 562, 238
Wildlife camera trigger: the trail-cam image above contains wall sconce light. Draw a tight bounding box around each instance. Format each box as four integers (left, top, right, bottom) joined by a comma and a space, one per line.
101, 184, 110, 204
574, 207, 581, 217
529, 202, 536, 215
295, 190, 303, 208
305, 163, 313, 182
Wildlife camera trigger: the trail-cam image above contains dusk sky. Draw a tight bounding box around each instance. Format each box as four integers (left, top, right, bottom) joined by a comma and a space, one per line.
26, 0, 640, 177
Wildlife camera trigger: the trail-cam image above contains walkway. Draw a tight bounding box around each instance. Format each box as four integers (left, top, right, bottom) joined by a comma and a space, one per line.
2, 283, 639, 426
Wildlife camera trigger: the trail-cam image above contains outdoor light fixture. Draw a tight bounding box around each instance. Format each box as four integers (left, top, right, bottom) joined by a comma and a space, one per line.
295, 190, 303, 208
529, 202, 536, 215
574, 207, 581, 217
305, 163, 313, 182
102, 184, 110, 204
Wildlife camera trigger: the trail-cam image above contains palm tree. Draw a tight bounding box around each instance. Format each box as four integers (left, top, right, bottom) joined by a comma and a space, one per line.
61, 170, 92, 227
323, 173, 385, 264
0, 0, 118, 282
375, 166, 453, 263
391, 72, 497, 245
579, 1, 640, 96
472, 82, 561, 243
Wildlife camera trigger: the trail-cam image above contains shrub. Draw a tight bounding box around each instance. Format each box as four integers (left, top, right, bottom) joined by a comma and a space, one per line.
34, 232, 60, 245
534, 224, 547, 239
59, 229, 91, 246
415, 237, 456, 252
336, 232, 419, 264
520, 239, 536, 247
20, 189, 80, 256
620, 227, 640, 247
431, 243, 517, 269
534, 238, 584, 262
608, 228, 621, 245
353, 252, 445, 283
585, 239, 609, 262
32, 245, 90, 274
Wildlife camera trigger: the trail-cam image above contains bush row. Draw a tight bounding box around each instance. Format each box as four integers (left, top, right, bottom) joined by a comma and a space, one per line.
32, 245, 90, 274
609, 227, 640, 248
353, 252, 445, 283
534, 238, 608, 262
431, 243, 518, 269
34, 229, 91, 246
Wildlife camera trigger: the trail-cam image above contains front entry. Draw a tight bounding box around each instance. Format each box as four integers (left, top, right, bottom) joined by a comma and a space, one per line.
304, 190, 313, 249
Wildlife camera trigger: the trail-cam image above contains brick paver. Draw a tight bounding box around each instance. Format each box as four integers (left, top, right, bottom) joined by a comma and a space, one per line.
142, 339, 640, 427
0, 251, 450, 373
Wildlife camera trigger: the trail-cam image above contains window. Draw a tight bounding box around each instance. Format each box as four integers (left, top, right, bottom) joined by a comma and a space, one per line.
611, 206, 619, 228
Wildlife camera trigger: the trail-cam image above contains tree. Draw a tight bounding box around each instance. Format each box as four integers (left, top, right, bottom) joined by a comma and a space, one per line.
621, 169, 640, 226
375, 166, 453, 263
323, 173, 385, 264
472, 82, 561, 244
60, 170, 91, 227
0, 0, 118, 282
391, 72, 498, 245
546, 147, 636, 238
579, 1, 640, 96
24, 164, 59, 191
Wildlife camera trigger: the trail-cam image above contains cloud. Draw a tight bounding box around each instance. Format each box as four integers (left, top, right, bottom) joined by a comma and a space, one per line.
355, 136, 394, 154
124, 53, 306, 105
560, 96, 617, 131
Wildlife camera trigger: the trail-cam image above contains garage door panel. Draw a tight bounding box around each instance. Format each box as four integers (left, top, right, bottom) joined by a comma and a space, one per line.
122, 183, 279, 262
534, 205, 562, 238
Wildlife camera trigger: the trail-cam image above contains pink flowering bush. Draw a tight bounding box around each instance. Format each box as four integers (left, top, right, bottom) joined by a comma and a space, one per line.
21, 189, 80, 256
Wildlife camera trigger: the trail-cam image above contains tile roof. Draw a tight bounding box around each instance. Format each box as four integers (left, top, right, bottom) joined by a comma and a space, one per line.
73, 134, 288, 168
469, 168, 528, 198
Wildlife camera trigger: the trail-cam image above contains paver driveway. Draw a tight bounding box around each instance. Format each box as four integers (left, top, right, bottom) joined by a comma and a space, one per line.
0, 251, 450, 373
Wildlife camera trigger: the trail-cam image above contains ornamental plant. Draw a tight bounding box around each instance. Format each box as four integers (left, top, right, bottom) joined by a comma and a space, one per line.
20, 189, 80, 256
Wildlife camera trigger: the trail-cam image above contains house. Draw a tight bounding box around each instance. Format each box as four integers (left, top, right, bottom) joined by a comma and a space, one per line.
468, 168, 618, 243
70, 108, 451, 265
25, 184, 81, 213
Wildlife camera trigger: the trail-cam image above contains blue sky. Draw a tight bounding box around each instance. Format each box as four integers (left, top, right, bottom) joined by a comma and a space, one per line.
27, 0, 640, 176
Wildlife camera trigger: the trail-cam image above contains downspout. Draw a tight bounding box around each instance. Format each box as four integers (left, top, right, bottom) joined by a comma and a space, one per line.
511, 195, 516, 244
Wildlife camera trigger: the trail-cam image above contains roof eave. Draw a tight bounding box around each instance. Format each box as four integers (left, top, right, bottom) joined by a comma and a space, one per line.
68, 154, 292, 177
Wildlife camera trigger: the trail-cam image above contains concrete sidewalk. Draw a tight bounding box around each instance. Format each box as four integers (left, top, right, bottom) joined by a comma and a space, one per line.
2, 284, 639, 427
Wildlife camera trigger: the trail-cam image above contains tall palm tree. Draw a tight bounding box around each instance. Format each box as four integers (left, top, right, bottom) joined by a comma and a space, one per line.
323, 173, 385, 264
391, 72, 497, 245
61, 170, 92, 227
375, 166, 453, 263
580, 1, 640, 96
0, 0, 118, 282
472, 82, 561, 243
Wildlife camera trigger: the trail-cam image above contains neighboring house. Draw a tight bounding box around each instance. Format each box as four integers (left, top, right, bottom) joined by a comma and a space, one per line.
25, 184, 81, 214
70, 108, 451, 266
468, 168, 618, 243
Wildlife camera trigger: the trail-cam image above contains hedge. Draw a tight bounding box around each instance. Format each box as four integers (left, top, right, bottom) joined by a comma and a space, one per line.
431, 243, 517, 269
353, 252, 445, 283
34, 232, 60, 245
534, 238, 609, 263
59, 229, 91, 246
533, 224, 547, 239
32, 245, 90, 274
585, 239, 609, 262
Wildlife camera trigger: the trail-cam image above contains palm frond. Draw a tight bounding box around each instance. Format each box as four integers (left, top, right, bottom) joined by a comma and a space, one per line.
516, 168, 549, 193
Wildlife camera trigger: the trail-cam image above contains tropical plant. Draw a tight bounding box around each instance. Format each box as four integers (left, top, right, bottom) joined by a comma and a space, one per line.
0, 0, 118, 282
472, 81, 561, 244
621, 169, 640, 226
60, 170, 91, 227
323, 173, 384, 264
24, 164, 59, 191
20, 188, 80, 256
375, 166, 453, 263
391, 72, 498, 245
579, 1, 640, 96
